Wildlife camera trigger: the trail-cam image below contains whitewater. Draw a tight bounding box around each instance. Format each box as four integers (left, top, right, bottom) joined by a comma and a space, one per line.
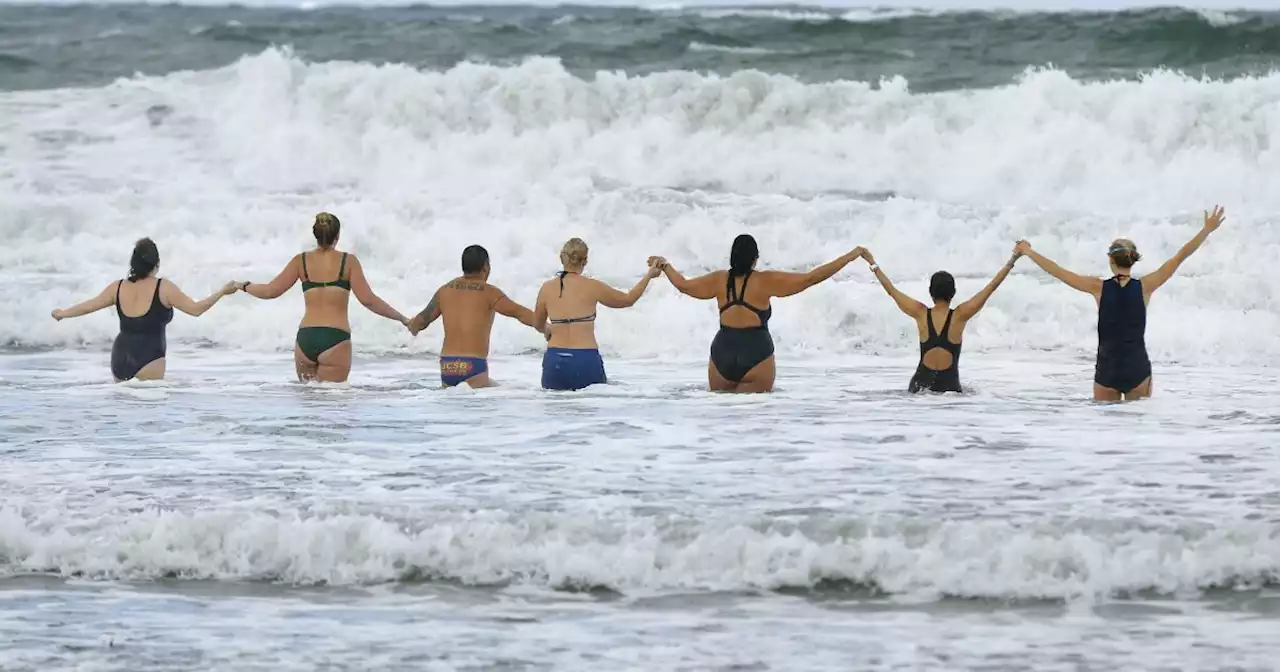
2, 18, 1280, 671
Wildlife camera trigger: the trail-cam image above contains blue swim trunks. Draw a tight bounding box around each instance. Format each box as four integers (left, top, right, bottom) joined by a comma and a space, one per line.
541, 348, 607, 391
440, 356, 487, 388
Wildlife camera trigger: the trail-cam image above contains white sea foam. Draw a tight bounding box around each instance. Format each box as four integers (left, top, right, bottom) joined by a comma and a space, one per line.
2, 507, 1275, 598
687, 40, 779, 54
2, 49, 1277, 367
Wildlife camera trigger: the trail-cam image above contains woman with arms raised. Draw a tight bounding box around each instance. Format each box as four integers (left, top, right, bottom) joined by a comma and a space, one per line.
861, 245, 1021, 394
657, 234, 863, 393
51, 237, 238, 381
1016, 205, 1225, 401
531, 238, 663, 390
236, 212, 410, 383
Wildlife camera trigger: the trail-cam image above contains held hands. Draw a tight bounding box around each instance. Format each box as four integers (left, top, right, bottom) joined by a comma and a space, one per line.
220, 281, 240, 296
860, 249, 877, 266
1014, 240, 1032, 256
1203, 205, 1226, 232
646, 256, 667, 278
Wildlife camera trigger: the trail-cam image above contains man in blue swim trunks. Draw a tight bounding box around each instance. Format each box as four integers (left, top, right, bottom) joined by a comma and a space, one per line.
407, 245, 539, 388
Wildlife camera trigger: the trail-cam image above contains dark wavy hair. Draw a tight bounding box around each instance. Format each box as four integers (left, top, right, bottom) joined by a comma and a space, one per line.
128, 238, 160, 282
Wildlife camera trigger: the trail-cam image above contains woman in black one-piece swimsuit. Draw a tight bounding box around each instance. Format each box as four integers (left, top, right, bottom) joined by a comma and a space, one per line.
1015, 205, 1225, 402
860, 247, 1021, 394
52, 238, 239, 381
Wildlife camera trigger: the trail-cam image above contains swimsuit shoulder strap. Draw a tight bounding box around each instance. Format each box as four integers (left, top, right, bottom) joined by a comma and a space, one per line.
925, 309, 938, 340
338, 253, 348, 279
940, 309, 955, 340
557, 270, 568, 297
300, 253, 310, 281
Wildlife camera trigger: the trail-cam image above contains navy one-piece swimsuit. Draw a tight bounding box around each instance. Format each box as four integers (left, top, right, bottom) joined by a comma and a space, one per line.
1094, 275, 1151, 393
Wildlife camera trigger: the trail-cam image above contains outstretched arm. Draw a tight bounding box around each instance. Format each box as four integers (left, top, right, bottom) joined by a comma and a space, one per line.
348, 256, 409, 325
595, 260, 663, 309
162, 279, 238, 317
1015, 241, 1103, 297
52, 282, 118, 321
660, 262, 721, 300
242, 255, 301, 300
764, 246, 864, 298
955, 250, 1021, 321
407, 289, 442, 336
1141, 205, 1225, 296
862, 250, 926, 318
492, 287, 537, 328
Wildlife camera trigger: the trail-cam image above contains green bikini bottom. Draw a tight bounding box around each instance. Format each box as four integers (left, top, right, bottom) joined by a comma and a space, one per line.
297, 326, 351, 363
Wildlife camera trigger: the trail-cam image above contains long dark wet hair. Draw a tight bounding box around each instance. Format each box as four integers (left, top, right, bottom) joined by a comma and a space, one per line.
729, 234, 758, 277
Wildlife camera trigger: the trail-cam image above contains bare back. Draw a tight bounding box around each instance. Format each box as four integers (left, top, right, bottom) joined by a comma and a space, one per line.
539, 273, 601, 349
716, 270, 774, 329
117, 277, 168, 316
437, 276, 503, 357
915, 305, 968, 371
299, 250, 352, 331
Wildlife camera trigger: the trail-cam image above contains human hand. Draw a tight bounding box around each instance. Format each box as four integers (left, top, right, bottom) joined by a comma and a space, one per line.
1203, 205, 1225, 232
51, 309, 65, 321
1015, 240, 1032, 255
647, 256, 666, 278
220, 281, 239, 296
862, 249, 876, 265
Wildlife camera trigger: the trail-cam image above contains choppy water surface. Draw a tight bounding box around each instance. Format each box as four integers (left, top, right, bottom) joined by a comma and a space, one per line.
2, 351, 1278, 670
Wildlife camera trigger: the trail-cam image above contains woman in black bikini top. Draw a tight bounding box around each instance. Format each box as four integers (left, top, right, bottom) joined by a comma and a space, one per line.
656, 234, 864, 393
51, 237, 239, 382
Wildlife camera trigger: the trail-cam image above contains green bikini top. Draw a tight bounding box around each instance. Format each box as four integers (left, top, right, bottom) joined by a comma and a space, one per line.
301, 252, 351, 292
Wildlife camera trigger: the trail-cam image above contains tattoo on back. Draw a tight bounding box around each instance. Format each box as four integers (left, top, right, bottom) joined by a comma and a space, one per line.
446, 280, 486, 292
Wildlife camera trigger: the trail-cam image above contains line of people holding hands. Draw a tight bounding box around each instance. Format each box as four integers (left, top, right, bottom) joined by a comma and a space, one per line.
51, 206, 1226, 401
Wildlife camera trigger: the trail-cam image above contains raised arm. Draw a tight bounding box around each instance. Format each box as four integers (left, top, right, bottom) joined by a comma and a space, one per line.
161, 279, 238, 317
955, 249, 1021, 321
762, 246, 863, 298
1015, 240, 1103, 297
407, 288, 442, 336
595, 259, 663, 309
659, 261, 721, 300
241, 255, 301, 300
861, 250, 926, 318
1141, 205, 1224, 296
492, 287, 537, 328
52, 281, 119, 321
347, 256, 409, 325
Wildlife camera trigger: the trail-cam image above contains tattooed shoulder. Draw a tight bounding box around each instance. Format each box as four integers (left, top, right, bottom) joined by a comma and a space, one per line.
446, 280, 486, 292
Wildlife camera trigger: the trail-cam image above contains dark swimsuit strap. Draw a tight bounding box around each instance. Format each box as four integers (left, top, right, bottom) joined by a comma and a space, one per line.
549, 270, 595, 324
557, 270, 576, 297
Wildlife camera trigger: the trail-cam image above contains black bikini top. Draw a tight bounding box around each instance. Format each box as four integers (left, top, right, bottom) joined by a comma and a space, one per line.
301, 252, 350, 292
719, 270, 771, 327
548, 270, 596, 325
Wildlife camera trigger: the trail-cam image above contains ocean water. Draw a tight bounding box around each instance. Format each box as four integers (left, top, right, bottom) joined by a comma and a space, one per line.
3, 2, 1280, 670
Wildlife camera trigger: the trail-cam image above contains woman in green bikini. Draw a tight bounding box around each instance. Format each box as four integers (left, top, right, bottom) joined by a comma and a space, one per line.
238, 212, 410, 382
